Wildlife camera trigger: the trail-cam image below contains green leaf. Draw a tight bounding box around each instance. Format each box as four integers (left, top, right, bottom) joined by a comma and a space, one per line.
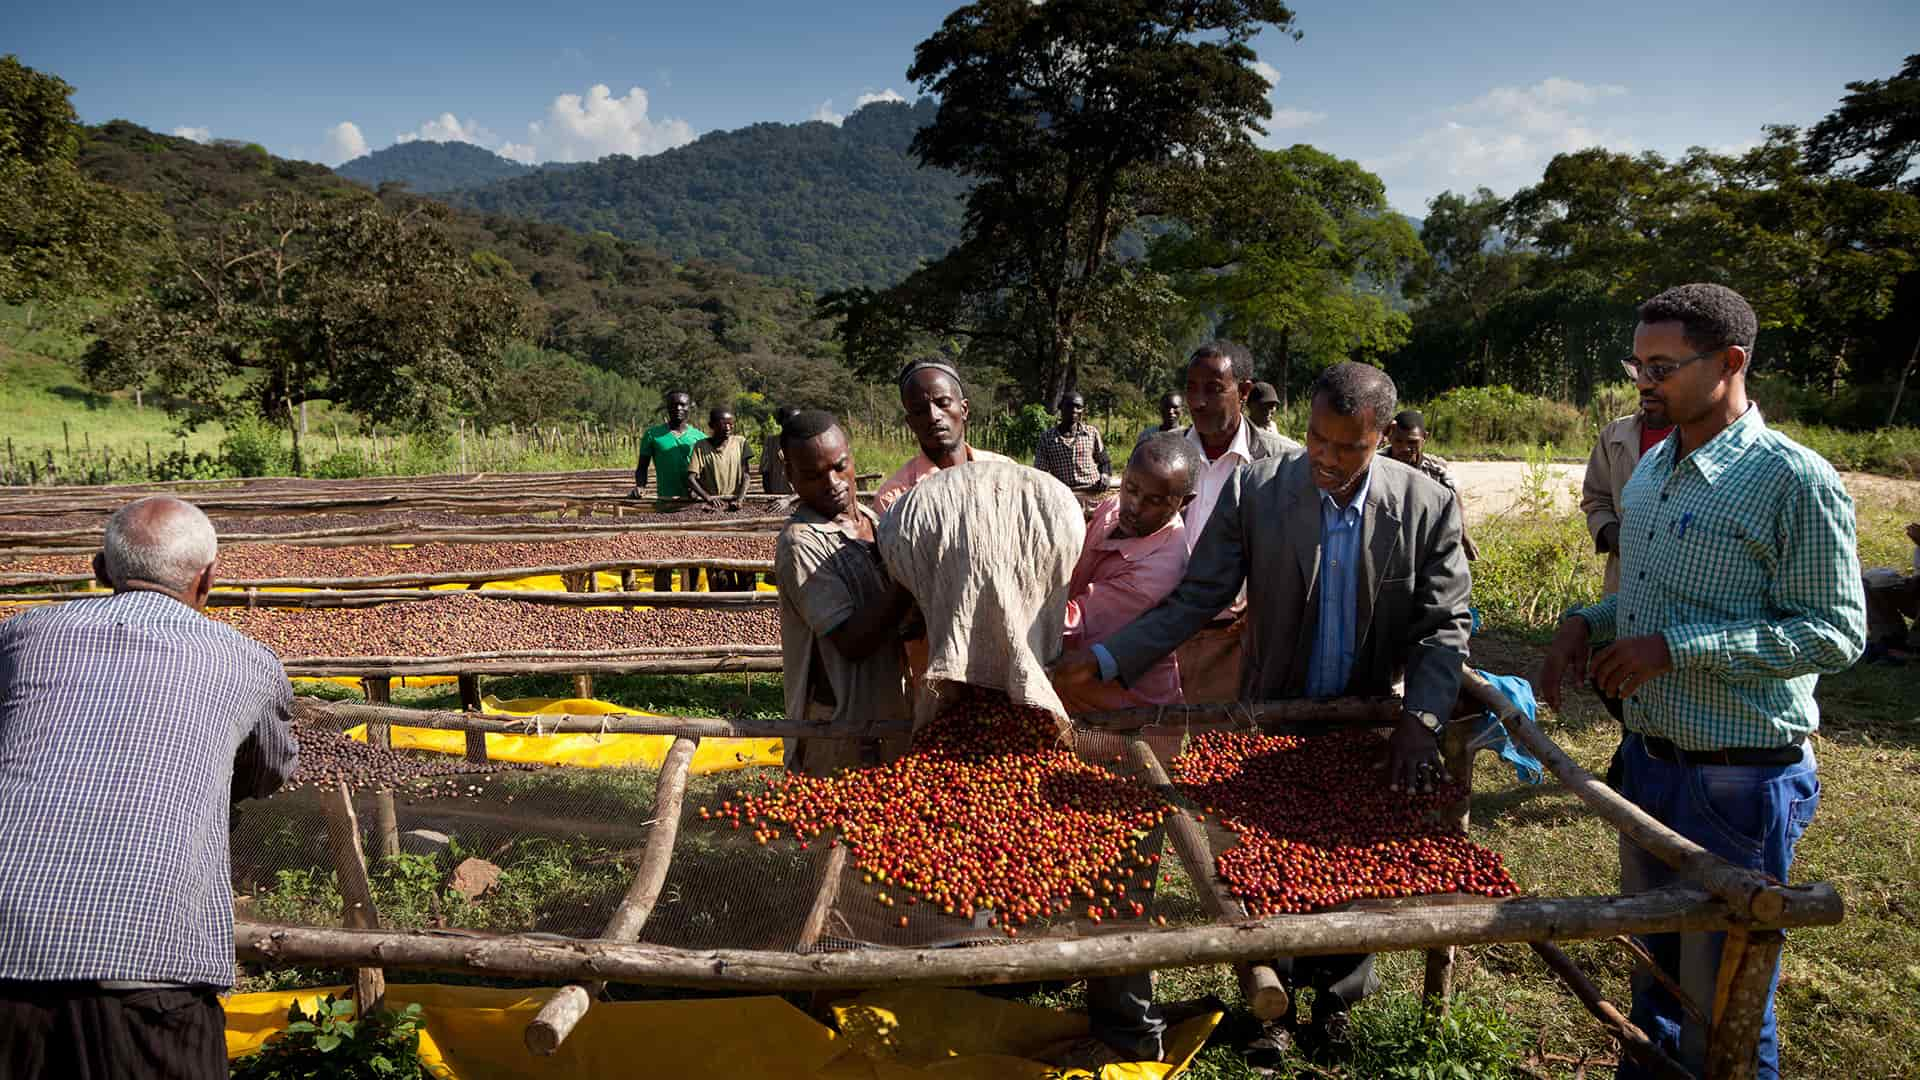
330, 998, 358, 1016
314, 1033, 342, 1053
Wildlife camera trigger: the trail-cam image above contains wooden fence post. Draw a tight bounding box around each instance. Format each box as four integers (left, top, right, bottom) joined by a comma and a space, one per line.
360, 677, 402, 859
322, 780, 386, 1012
457, 675, 488, 762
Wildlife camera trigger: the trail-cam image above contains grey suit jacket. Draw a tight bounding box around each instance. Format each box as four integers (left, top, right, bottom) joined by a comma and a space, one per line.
1103, 452, 1472, 715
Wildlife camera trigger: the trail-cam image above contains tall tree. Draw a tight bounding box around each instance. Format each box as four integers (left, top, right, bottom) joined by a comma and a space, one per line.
1152, 145, 1425, 405
832, 0, 1297, 404
0, 55, 166, 307
1805, 53, 1920, 195
84, 196, 528, 470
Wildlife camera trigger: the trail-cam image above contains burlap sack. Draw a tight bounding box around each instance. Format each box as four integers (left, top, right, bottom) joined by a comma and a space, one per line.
877, 460, 1086, 732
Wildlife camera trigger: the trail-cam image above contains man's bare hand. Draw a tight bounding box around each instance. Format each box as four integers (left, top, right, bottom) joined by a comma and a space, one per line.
627, 485, 643, 499
1386, 713, 1443, 794
1590, 635, 1673, 700
1051, 647, 1103, 696
1905, 521, 1920, 547
1533, 616, 1593, 712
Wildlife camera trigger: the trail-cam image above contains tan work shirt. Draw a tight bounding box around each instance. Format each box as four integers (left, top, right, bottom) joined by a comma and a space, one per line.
775, 503, 909, 734
689, 436, 753, 501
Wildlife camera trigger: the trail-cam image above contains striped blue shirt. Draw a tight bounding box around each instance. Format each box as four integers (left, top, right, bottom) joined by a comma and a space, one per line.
1578, 407, 1866, 750
0, 591, 298, 986
1305, 468, 1374, 697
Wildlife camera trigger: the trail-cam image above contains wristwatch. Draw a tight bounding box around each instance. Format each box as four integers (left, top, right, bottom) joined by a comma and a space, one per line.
1405, 709, 1443, 739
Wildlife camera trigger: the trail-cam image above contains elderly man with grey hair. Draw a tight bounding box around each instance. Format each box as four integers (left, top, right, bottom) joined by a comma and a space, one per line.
0, 496, 297, 1080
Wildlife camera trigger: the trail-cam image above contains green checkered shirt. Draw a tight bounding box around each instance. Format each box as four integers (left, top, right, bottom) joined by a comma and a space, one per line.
1578, 406, 1865, 750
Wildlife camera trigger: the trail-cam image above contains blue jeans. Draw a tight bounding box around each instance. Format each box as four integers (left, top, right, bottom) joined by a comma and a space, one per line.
1612, 733, 1819, 1080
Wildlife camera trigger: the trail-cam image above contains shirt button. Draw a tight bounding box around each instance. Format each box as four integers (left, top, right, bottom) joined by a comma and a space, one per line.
1628, 615, 1635, 623
1647, 530, 1654, 540
1660, 494, 1668, 502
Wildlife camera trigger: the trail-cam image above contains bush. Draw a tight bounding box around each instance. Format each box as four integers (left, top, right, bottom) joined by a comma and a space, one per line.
978, 403, 1057, 459
229, 995, 436, 1080
1470, 512, 1604, 635
1347, 991, 1523, 1079
306, 450, 373, 479
1420, 386, 1587, 449
1774, 423, 1920, 480
220, 416, 292, 477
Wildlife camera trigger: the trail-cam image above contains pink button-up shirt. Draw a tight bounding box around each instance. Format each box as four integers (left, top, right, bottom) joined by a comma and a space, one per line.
1056, 495, 1188, 713
873, 445, 1014, 515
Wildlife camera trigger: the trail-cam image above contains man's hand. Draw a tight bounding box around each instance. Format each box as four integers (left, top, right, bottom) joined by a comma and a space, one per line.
627, 485, 643, 498
1597, 522, 1620, 555
1905, 521, 1920, 547
1051, 647, 1104, 696
1386, 711, 1443, 794
1533, 615, 1593, 712
1590, 635, 1673, 700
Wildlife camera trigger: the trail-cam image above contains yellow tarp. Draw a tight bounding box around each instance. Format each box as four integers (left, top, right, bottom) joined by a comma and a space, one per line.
224, 985, 1218, 1080
343, 693, 784, 772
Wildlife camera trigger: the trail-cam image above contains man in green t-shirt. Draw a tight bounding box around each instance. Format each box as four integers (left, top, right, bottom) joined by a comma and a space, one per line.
632, 391, 705, 501
633, 390, 705, 590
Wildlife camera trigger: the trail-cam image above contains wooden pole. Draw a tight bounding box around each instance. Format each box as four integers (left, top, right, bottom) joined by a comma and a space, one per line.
282, 653, 783, 680
293, 697, 850, 741
1529, 941, 1692, 1080
457, 675, 488, 762
1423, 718, 1476, 1013
321, 781, 386, 1011
232, 884, 1843, 991
1, 559, 778, 591
0, 588, 787, 610
1705, 929, 1784, 1080
1127, 739, 1289, 1020
1461, 668, 1803, 923
526, 736, 697, 1055
1076, 698, 1403, 734
359, 678, 401, 859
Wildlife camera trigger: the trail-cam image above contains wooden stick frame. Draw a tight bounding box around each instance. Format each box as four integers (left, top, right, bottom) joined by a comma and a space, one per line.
250, 668, 1834, 1079
0, 557, 775, 591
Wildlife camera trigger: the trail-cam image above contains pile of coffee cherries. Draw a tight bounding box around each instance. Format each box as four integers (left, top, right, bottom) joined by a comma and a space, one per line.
700, 689, 1172, 936
1169, 729, 1518, 915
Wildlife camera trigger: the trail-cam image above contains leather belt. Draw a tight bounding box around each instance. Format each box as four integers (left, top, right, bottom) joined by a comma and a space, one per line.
1640, 733, 1806, 767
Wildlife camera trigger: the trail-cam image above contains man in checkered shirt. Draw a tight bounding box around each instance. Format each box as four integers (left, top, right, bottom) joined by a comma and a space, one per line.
0, 496, 297, 1079
1033, 391, 1113, 491
1535, 284, 1865, 1080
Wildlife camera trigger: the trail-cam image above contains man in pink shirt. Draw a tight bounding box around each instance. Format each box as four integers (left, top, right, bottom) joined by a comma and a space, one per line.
1056, 434, 1200, 714
873, 360, 1013, 515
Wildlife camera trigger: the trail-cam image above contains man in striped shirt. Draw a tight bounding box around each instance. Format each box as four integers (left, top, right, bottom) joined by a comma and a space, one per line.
1535, 284, 1865, 1080
0, 497, 298, 1079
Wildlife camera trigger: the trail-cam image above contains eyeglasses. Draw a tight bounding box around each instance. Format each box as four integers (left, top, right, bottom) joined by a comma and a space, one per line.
1621, 347, 1724, 384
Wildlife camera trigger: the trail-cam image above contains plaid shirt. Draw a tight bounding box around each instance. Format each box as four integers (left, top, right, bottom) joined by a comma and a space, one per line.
1578, 407, 1865, 750
0, 591, 297, 986
1034, 423, 1108, 488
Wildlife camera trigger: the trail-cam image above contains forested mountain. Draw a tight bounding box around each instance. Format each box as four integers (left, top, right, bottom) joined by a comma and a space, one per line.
74, 121, 850, 414
448, 99, 970, 292
335, 140, 534, 193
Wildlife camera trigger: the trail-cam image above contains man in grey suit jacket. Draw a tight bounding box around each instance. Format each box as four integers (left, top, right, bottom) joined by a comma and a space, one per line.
1057, 362, 1472, 1059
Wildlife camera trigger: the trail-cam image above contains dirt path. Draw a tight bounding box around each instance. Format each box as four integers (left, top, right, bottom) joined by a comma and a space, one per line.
1450, 460, 1920, 524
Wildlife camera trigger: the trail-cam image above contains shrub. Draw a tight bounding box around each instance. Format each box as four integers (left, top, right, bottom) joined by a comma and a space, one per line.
1347, 991, 1523, 1079
1470, 512, 1604, 635
1421, 386, 1587, 449
977, 403, 1057, 459
306, 450, 373, 479
1774, 423, 1920, 480
220, 416, 293, 477
229, 995, 438, 1080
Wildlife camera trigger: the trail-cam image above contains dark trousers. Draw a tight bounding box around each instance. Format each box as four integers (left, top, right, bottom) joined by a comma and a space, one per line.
1267, 953, 1379, 1013
0, 983, 226, 1080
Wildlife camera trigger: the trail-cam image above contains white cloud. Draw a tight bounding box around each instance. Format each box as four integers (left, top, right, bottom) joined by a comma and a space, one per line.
853, 88, 907, 108
1366, 77, 1635, 212
809, 100, 846, 126
395, 112, 498, 147
526, 84, 695, 162
1268, 107, 1325, 130
321, 121, 369, 165
1251, 60, 1281, 90
498, 142, 537, 165
173, 125, 211, 143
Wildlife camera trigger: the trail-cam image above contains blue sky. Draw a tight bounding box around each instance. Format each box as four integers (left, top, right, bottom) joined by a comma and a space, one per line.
11, 0, 1916, 215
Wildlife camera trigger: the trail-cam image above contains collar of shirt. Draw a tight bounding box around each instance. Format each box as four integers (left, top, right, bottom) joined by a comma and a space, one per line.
789, 501, 880, 539
1184, 417, 1252, 466
1659, 404, 1764, 486
1085, 495, 1185, 559
1317, 464, 1375, 527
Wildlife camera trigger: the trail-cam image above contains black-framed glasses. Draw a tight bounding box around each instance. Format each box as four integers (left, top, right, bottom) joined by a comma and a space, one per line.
1621, 347, 1724, 384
